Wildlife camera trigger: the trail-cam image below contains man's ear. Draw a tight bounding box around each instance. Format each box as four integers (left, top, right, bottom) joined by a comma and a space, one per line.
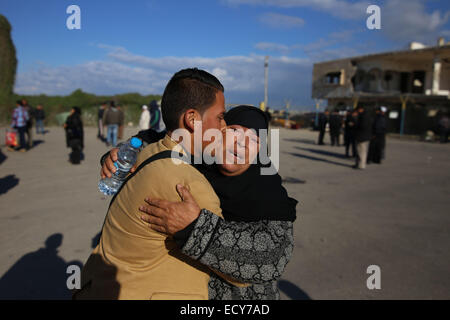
183, 109, 200, 132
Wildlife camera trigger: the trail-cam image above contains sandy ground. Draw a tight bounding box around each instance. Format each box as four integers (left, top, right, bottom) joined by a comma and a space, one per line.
0, 126, 449, 299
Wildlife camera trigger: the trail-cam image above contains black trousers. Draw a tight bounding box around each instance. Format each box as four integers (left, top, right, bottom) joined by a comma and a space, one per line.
440, 129, 449, 143
344, 133, 356, 157
369, 134, 385, 164
318, 129, 326, 145
15, 126, 27, 150
330, 132, 340, 146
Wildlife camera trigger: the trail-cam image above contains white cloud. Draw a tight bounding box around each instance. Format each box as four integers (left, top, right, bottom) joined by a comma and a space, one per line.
15, 45, 314, 107
255, 29, 359, 61
254, 42, 291, 53
222, 0, 370, 20
382, 0, 450, 43
259, 12, 305, 28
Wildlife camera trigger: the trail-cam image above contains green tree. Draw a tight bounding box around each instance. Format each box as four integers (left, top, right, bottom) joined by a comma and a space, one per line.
0, 15, 17, 121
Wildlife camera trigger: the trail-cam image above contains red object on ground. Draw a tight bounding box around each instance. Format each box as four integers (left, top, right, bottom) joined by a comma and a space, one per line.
6, 129, 18, 147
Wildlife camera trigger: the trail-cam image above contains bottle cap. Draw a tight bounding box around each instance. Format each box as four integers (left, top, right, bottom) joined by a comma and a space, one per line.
130, 137, 143, 149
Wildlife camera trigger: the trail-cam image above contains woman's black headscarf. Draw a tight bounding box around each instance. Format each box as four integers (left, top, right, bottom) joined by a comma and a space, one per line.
196, 105, 298, 222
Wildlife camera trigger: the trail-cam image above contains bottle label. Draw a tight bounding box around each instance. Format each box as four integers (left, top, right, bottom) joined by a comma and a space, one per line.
114, 169, 129, 180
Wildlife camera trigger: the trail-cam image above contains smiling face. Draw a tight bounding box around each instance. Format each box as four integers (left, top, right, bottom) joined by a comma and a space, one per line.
218, 125, 260, 176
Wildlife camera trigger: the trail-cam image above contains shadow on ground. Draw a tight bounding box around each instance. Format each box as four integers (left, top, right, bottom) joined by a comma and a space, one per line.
0, 148, 7, 165
0, 175, 19, 196
294, 146, 348, 160
278, 279, 311, 300
286, 152, 352, 168
282, 177, 306, 184
0, 233, 82, 299
91, 232, 101, 249
284, 138, 317, 146
31, 140, 45, 148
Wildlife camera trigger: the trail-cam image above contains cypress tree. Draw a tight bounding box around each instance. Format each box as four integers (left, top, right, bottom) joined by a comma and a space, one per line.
0, 15, 17, 122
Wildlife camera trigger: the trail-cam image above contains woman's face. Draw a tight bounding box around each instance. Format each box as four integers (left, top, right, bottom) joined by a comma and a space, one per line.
218, 125, 260, 176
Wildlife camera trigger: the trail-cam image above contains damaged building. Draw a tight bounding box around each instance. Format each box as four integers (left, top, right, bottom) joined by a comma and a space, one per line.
312, 38, 450, 135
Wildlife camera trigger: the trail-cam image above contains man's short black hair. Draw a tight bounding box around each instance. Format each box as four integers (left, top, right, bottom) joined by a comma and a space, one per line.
161, 68, 224, 131
16, 100, 22, 106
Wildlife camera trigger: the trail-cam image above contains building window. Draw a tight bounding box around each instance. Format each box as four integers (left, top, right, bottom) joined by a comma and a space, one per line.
325, 72, 342, 85
400, 72, 411, 93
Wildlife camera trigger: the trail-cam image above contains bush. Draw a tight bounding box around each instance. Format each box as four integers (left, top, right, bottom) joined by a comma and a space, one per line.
1, 89, 161, 127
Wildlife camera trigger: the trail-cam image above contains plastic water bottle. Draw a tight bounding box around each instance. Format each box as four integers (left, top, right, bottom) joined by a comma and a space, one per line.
98, 137, 143, 195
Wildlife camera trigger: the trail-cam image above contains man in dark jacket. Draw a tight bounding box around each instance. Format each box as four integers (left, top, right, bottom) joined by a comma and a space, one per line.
438, 112, 449, 143
329, 109, 342, 146
344, 109, 357, 157
368, 106, 387, 164
97, 102, 107, 141
317, 110, 329, 145
354, 105, 372, 169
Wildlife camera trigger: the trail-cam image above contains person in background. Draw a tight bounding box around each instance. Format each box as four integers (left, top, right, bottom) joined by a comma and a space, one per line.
353, 105, 372, 170
139, 105, 150, 130
64, 107, 84, 165
149, 100, 162, 132
34, 105, 46, 135
102, 101, 124, 147
317, 109, 329, 145
97, 102, 107, 141
116, 104, 125, 140
9, 100, 29, 152
329, 108, 342, 147
157, 103, 166, 133
368, 106, 387, 164
438, 112, 449, 143
22, 99, 34, 148
344, 109, 357, 158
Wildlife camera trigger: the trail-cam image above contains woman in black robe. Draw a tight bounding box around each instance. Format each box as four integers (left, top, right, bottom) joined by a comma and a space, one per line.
64, 106, 84, 164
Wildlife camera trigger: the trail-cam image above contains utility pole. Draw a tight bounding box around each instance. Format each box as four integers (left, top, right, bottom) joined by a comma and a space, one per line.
264, 56, 269, 109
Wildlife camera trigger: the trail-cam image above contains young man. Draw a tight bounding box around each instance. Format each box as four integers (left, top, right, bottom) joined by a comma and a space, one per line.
76, 68, 228, 299
102, 101, 124, 147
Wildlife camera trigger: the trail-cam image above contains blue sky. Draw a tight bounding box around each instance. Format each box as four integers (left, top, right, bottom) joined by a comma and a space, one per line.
1, 0, 449, 109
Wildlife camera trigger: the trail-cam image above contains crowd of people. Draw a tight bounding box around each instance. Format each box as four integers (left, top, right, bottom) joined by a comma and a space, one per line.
8, 99, 46, 152
95, 100, 165, 151
138, 100, 165, 133
317, 105, 388, 170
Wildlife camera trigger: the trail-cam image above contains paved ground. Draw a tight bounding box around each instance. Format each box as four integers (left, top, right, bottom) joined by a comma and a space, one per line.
0, 126, 449, 299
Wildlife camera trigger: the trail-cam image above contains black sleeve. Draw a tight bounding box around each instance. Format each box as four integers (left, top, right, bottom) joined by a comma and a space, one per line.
173, 220, 197, 248
180, 209, 294, 284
